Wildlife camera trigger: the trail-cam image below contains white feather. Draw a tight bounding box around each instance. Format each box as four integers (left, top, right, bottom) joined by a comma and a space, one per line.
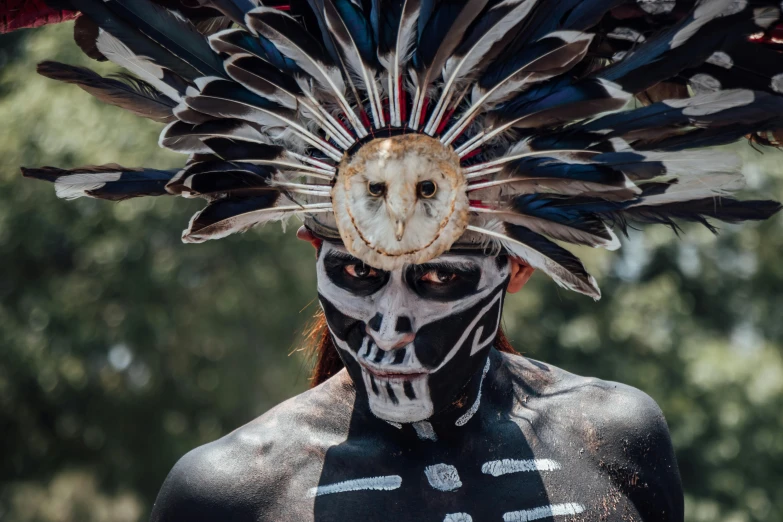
96, 29, 182, 101
182, 202, 333, 243
426, 0, 537, 134
377, 0, 421, 127
246, 7, 368, 137
224, 53, 299, 109
467, 223, 602, 300
632, 173, 746, 207
442, 31, 594, 145
472, 207, 621, 250
322, 1, 385, 128
663, 89, 755, 116
671, 0, 737, 49
54, 172, 123, 200
186, 78, 344, 161
628, 150, 741, 180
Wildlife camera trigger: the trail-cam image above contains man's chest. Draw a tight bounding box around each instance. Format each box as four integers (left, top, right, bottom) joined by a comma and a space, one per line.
299, 420, 643, 522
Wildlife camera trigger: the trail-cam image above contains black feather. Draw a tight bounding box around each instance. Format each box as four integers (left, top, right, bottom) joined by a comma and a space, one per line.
184, 192, 284, 242
201, 137, 287, 163
37, 61, 176, 123
166, 160, 277, 197
100, 0, 227, 77
620, 197, 782, 233
69, 0, 204, 82
73, 15, 106, 62
21, 165, 177, 201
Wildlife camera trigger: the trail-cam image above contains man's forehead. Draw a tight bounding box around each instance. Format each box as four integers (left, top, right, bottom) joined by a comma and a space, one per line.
320, 241, 497, 267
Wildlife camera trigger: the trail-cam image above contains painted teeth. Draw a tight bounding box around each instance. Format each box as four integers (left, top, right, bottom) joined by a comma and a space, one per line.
359, 367, 434, 422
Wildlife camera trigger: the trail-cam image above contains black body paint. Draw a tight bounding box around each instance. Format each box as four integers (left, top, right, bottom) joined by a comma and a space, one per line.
149, 351, 684, 522
149, 247, 683, 522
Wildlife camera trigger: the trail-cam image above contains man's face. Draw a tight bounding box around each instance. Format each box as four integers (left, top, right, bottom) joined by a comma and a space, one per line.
316, 241, 510, 423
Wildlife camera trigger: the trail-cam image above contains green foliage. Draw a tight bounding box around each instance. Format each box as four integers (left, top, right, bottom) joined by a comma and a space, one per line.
1, 23, 782, 522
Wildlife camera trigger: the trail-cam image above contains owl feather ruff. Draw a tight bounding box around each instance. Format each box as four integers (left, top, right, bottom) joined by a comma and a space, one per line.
20, 0, 783, 300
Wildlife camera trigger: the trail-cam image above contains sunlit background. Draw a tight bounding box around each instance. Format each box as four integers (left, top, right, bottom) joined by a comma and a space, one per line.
1, 23, 782, 522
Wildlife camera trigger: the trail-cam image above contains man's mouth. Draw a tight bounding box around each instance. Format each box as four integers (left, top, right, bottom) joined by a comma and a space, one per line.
357, 358, 429, 381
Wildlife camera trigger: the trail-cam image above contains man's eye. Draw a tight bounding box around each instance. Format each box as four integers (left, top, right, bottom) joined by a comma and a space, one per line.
345, 264, 377, 278
420, 269, 457, 285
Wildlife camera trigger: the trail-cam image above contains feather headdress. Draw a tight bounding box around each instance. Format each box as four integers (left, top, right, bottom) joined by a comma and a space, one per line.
18, 0, 783, 300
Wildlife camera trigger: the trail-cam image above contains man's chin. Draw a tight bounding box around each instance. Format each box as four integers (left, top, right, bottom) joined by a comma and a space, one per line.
369, 399, 434, 424
360, 368, 435, 423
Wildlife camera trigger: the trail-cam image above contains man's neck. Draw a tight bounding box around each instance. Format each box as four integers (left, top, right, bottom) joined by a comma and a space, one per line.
346, 349, 499, 442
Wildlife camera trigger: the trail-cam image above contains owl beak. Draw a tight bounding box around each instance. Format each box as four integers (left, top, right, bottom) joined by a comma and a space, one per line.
394, 219, 406, 241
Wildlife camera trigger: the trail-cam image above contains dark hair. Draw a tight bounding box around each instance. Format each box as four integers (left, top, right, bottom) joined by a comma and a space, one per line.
304, 310, 517, 387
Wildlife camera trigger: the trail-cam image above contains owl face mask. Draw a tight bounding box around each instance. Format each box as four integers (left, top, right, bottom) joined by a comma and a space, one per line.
317, 241, 510, 424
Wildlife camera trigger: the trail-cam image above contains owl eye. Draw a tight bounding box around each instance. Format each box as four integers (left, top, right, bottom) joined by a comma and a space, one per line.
417, 180, 437, 199
367, 181, 386, 197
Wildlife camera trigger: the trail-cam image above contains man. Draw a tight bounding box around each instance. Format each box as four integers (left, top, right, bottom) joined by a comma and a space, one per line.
149, 230, 683, 521
11, 0, 782, 520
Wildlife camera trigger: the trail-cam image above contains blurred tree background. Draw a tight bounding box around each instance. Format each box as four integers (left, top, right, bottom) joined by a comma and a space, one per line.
0, 22, 781, 522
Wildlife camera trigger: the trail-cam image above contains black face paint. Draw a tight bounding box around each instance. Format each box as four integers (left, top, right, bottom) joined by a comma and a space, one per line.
323, 250, 391, 296
404, 262, 482, 301
317, 242, 511, 423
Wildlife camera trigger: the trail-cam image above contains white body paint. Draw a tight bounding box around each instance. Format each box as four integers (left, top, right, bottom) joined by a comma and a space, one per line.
306, 475, 402, 498
772, 73, 783, 94
424, 464, 463, 492
481, 459, 562, 477
455, 358, 490, 427
502, 503, 585, 522
412, 421, 438, 441
443, 514, 473, 522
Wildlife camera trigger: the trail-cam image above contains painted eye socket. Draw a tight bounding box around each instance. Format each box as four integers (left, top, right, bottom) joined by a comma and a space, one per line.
345, 264, 379, 279
420, 269, 457, 285
367, 181, 386, 197
417, 180, 437, 199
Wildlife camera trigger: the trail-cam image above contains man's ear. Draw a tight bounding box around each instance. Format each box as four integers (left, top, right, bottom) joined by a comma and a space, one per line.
507, 258, 535, 294
296, 226, 322, 253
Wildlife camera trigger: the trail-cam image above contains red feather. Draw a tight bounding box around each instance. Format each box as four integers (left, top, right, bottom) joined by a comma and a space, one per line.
0, 0, 78, 34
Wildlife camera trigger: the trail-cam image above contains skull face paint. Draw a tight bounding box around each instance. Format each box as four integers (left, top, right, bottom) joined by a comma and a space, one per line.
316, 241, 510, 423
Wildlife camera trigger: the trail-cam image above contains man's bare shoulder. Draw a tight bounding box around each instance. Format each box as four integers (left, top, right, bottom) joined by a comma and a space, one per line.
497, 351, 684, 521
149, 373, 355, 522
499, 351, 668, 434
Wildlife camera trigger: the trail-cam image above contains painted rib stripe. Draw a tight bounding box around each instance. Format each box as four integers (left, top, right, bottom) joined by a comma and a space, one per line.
444, 514, 473, 522
481, 458, 561, 477
306, 475, 402, 498
412, 421, 438, 441
503, 503, 585, 521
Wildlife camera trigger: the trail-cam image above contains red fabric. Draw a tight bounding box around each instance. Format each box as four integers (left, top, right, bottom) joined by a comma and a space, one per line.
0, 0, 78, 34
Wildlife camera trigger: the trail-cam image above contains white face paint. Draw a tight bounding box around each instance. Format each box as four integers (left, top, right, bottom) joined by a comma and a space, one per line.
316, 241, 510, 423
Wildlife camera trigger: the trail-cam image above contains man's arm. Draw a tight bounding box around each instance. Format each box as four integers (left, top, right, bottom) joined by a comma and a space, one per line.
149, 436, 269, 522
593, 382, 685, 522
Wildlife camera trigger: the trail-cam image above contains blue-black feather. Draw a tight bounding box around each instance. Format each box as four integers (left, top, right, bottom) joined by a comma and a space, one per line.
333, 0, 377, 64
505, 156, 628, 185
69, 0, 202, 82
101, 0, 226, 77
509, 194, 614, 239
21, 165, 178, 201
416, 0, 464, 68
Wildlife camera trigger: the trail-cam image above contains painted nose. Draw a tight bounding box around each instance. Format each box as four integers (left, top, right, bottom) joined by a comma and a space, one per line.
366, 313, 415, 351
